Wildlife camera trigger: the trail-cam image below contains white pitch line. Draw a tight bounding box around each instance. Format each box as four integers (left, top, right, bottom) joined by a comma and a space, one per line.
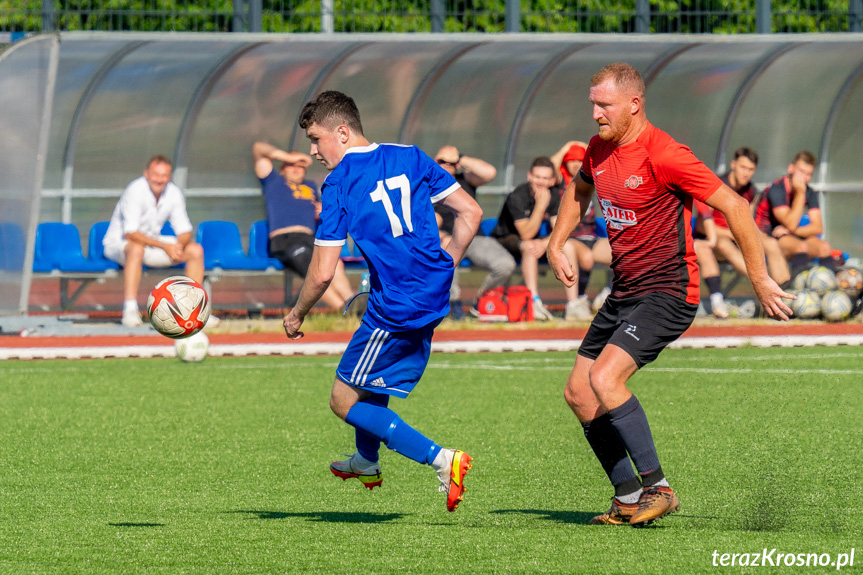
1, 334, 862, 361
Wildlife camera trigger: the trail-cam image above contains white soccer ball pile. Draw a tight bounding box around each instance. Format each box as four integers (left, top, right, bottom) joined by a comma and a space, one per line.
786, 266, 861, 321
175, 331, 210, 362
146, 276, 211, 339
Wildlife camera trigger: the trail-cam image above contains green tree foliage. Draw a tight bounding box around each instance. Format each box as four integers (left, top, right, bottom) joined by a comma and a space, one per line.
0, 0, 857, 33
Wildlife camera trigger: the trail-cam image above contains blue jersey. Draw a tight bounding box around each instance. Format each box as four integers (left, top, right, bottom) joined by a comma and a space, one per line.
315, 143, 460, 331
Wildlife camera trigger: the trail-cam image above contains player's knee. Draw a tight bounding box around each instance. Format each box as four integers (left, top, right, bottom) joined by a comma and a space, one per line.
329, 394, 349, 420
125, 242, 144, 262
185, 242, 204, 261
587, 364, 619, 400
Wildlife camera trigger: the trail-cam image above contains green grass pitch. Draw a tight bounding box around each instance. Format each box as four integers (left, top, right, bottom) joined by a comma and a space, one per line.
0, 346, 860, 573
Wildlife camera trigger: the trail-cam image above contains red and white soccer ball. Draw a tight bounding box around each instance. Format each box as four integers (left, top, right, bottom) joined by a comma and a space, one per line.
835, 267, 863, 298
147, 276, 211, 339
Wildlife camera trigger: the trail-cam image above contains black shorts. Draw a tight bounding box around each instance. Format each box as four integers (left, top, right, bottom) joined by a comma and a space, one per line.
268, 232, 315, 276
578, 291, 698, 368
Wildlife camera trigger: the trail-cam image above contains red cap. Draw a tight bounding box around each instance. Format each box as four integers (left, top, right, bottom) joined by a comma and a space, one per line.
563, 144, 586, 163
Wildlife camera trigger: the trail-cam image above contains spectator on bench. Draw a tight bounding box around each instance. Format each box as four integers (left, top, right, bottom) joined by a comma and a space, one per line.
432, 144, 515, 318
252, 142, 356, 312
754, 150, 840, 279
491, 156, 582, 321
103, 154, 217, 328
700, 147, 791, 317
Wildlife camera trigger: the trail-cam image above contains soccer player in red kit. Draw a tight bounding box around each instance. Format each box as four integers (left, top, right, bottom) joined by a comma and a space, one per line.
547, 62, 793, 527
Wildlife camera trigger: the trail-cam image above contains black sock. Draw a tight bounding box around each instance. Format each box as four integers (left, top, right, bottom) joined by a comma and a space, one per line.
607, 395, 663, 480
578, 268, 591, 297
704, 275, 722, 295
581, 413, 640, 495
790, 253, 810, 277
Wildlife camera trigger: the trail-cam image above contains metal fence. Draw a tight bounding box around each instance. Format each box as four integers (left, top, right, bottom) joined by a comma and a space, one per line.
2, 0, 862, 35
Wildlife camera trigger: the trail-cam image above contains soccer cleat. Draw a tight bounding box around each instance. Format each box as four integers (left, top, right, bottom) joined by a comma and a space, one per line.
437, 449, 473, 512
629, 486, 680, 526
532, 298, 554, 321
122, 308, 143, 327
592, 286, 611, 312
330, 452, 383, 490
589, 497, 639, 525
565, 295, 593, 321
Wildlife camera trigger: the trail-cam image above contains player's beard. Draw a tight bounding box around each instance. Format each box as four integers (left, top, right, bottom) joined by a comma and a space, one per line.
598, 114, 631, 143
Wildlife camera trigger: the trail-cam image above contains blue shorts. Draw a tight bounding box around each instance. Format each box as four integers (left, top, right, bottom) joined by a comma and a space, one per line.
336, 318, 442, 397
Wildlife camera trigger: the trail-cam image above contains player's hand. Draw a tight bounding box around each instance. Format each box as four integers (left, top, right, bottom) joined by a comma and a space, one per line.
752, 275, 795, 321
163, 242, 184, 262
283, 309, 305, 340
547, 245, 577, 288
534, 187, 551, 209
772, 225, 791, 239
790, 170, 808, 195
522, 239, 546, 259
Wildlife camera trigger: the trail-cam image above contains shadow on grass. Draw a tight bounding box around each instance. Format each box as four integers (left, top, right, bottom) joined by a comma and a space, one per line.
108, 522, 165, 527
230, 510, 405, 523
490, 509, 597, 524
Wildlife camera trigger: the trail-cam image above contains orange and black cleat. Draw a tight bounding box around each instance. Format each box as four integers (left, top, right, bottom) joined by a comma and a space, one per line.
630, 486, 680, 526
441, 449, 473, 512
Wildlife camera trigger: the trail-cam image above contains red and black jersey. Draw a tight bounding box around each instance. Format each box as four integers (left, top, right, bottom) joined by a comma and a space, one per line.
753, 175, 821, 234
581, 123, 721, 305
714, 172, 757, 230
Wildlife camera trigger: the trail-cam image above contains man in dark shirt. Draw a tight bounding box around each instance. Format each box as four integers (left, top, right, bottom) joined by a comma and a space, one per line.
492, 156, 581, 320
754, 150, 837, 277
433, 145, 515, 317
253, 142, 355, 310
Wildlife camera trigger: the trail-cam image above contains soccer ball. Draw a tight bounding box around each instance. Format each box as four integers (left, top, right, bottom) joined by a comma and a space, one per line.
791, 289, 821, 319
147, 276, 211, 339
820, 290, 852, 322
806, 265, 836, 294
791, 268, 809, 291
175, 330, 209, 362
835, 267, 863, 298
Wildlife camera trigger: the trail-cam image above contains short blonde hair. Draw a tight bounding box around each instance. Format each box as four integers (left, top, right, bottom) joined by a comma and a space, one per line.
591, 62, 645, 99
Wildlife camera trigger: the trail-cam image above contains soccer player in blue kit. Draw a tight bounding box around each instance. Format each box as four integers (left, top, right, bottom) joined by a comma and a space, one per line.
283, 91, 483, 511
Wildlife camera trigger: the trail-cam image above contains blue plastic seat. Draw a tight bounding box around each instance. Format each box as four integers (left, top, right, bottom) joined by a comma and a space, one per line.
87, 222, 121, 270
196, 220, 271, 271
248, 220, 285, 270
341, 236, 367, 269
479, 218, 498, 237
0, 221, 26, 271
33, 222, 114, 273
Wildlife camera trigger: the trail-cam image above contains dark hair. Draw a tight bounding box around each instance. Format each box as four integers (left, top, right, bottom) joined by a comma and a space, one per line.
147, 154, 172, 169
298, 91, 364, 135
530, 156, 555, 172
793, 150, 817, 166
732, 147, 758, 166
591, 62, 645, 99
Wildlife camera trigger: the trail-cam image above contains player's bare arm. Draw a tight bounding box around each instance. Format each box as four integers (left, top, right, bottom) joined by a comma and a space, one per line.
547, 174, 593, 288
252, 142, 312, 179
437, 187, 482, 265
707, 185, 794, 320
283, 244, 341, 339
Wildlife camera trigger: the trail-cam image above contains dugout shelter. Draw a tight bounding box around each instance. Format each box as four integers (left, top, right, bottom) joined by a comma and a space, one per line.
1, 32, 862, 313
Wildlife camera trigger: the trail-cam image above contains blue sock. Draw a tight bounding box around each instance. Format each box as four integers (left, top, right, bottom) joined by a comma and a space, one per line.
355, 394, 389, 462
345, 401, 441, 465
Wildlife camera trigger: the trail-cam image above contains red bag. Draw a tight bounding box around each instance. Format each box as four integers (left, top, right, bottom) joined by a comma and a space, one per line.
477, 287, 508, 322
505, 286, 534, 322
476, 286, 535, 323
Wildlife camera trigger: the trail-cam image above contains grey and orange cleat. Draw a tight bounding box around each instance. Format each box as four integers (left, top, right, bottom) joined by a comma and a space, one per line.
437, 449, 473, 512
330, 452, 382, 490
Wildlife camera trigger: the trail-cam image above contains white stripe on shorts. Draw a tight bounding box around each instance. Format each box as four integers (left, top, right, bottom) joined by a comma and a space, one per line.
351, 328, 389, 385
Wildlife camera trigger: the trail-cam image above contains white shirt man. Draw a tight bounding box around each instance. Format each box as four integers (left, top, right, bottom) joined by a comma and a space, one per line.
103, 155, 208, 327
